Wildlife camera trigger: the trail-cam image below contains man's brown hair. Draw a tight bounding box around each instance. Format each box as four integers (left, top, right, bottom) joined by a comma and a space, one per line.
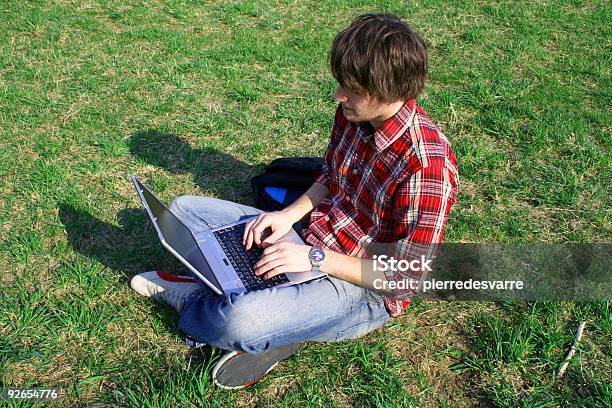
330, 13, 427, 103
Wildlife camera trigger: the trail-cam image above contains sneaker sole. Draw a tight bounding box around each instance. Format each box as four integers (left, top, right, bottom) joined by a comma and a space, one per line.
212, 343, 300, 390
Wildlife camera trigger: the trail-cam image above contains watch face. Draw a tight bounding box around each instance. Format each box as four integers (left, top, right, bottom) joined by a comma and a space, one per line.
310, 248, 325, 263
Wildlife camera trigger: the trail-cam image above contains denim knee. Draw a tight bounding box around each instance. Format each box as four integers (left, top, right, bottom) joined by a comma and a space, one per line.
220, 305, 273, 352
186, 295, 274, 353
168, 195, 227, 232
169, 195, 196, 213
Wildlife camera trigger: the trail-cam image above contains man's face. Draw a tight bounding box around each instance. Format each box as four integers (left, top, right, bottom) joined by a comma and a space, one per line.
333, 86, 384, 123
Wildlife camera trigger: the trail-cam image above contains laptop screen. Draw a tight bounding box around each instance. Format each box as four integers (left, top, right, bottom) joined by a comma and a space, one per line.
132, 177, 221, 292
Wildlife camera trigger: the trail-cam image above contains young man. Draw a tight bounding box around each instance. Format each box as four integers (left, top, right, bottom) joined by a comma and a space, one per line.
130, 13, 458, 389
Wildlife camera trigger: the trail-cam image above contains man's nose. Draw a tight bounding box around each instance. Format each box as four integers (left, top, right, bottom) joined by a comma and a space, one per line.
334, 87, 348, 102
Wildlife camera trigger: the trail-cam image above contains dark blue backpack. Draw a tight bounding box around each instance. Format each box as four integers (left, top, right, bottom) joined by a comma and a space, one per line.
251, 157, 324, 212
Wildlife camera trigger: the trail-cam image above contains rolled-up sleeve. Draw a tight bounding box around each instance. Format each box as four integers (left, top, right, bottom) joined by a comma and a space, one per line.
385, 164, 459, 300
314, 166, 330, 188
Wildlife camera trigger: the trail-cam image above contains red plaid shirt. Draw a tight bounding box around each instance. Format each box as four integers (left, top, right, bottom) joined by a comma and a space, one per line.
303, 99, 459, 317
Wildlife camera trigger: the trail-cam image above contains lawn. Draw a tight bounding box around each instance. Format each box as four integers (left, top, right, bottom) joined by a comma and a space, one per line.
0, 0, 610, 406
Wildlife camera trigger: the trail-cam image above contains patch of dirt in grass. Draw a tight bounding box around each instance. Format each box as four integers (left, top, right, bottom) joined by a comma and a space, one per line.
455, 178, 481, 203
3, 336, 82, 389
480, 363, 527, 399
525, 202, 608, 242
234, 368, 307, 407
385, 301, 498, 406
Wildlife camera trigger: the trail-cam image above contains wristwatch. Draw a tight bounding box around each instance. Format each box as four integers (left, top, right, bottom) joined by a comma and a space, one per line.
308, 247, 326, 273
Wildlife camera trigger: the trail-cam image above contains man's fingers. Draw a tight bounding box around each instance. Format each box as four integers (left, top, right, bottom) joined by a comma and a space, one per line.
245, 231, 254, 251
261, 244, 282, 256
262, 230, 285, 245
242, 213, 288, 249
255, 257, 286, 276
244, 214, 268, 249
242, 218, 256, 244
245, 220, 257, 251
252, 219, 271, 247
254, 248, 284, 271
263, 267, 287, 280
243, 219, 257, 249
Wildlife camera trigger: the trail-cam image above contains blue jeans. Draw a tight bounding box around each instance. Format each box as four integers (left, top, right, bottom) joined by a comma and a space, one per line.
171, 195, 390, 354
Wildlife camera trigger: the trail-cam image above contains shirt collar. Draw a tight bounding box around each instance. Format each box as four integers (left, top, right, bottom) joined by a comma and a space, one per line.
357, 99, 417, 152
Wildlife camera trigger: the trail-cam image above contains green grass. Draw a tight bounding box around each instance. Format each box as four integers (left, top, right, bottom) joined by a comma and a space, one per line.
0, 0, 610, 406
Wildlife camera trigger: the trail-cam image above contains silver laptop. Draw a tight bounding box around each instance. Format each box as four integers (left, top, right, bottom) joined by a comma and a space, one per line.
131, 175, 325, 296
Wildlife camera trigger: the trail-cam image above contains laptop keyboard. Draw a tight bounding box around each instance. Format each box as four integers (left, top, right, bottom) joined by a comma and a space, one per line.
212, 223, 290, 291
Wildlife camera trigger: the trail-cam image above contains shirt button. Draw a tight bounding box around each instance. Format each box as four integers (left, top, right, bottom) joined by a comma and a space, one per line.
352, 168, 359, 174
325, 216, 330, 222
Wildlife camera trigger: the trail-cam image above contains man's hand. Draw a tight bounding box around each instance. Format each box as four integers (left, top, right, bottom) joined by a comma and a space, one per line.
243, 210, 298, 250
254, 242, 312, 279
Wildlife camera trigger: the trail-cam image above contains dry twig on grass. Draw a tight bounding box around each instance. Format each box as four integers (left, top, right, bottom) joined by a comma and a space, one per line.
556, 321, 587, 381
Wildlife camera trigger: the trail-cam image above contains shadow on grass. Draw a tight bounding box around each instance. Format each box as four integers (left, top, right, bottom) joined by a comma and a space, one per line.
129, 129, 258, 203
58, 203, 187, 283
58, 203, 201, 335
60, 130, 258, 279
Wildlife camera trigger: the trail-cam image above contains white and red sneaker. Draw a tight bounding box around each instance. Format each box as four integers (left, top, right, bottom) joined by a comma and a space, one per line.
130, 271, 201, 313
